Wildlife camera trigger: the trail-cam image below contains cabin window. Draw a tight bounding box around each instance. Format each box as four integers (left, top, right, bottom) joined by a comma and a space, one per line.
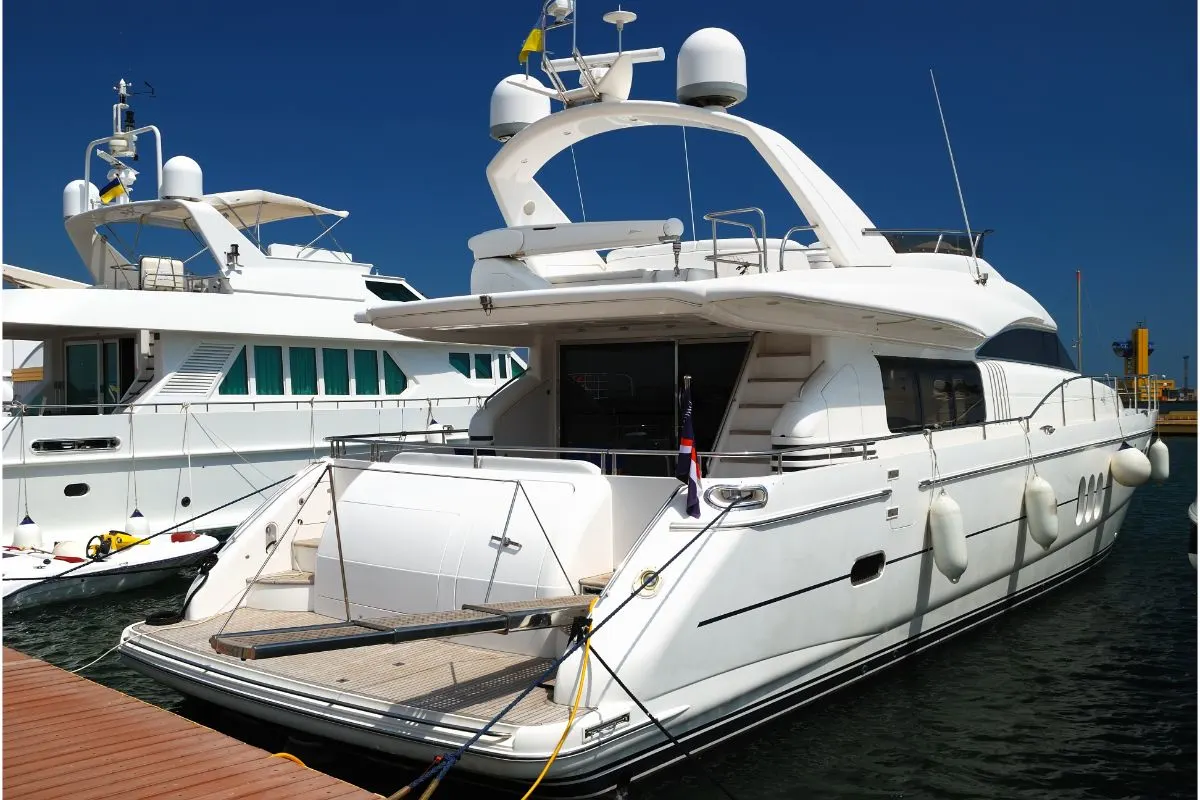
512, 358, 526, 377
383, 353, 408, 394
354, 350, 379, 395
323, 349, 349, 395
449, 352, 471, 378
877, 357, 986, 432
254, 346, 284, 395
475, 354, 493, 380
289, 347, 317, 395
365, 280, 420, 302
497, 354, 509, 379
976, 328, 1076, 371
219, 347, 249, 395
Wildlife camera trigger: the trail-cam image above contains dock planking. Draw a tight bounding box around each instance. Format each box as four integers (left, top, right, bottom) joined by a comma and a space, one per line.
2, 647, 380, 799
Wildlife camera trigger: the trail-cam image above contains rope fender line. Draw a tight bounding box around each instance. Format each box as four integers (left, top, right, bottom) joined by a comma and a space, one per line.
385, 496, 752, 799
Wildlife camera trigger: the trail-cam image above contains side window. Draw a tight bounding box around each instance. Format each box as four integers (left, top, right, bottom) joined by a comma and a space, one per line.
474, 353, 493, 380
977, 329, 1076, 371
878, 357, 985, 432
449, 352, 471, 378
512, 358, 526, 377
354, 350, 379, 395
497, 353, 509, 380
254, 345, 284, 396
218, 347, 248, 395
383, 352, 408, 394
289, 347, 317, 395
323, 348, 349, 395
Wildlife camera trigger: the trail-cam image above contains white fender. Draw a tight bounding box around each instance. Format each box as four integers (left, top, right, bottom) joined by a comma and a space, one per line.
52, 540, 87, 560
13, 516, 42, 549
1147, 438, 1170, 482
1024, 476, 1058, 548
929, 491, 967, 583
126, 509, 150, 537
1110, 445, 1151, 487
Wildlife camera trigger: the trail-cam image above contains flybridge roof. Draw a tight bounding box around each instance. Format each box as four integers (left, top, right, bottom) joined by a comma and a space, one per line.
75, 190, 348, 230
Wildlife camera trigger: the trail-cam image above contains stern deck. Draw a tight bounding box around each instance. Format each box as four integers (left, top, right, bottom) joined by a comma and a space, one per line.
129, 608, 576, 727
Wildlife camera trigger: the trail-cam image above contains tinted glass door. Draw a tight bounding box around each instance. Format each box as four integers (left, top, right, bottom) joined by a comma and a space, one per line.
65, 342, 100, 413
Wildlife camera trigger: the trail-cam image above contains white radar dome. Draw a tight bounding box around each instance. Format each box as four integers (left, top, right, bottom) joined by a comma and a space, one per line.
62, 180, 99, 219
677, 28, 747, 110
161, 156, 204, 201
490, 75, 551, 142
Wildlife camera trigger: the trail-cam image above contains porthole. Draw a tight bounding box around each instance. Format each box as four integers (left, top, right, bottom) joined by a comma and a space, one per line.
63, 483, 89, 497
1075, 478, 1087, 525
850, 552, 886, 585
180, 496, 191, 508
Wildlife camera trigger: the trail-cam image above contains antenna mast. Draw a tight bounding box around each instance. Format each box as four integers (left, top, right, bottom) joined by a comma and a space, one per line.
929, 69, 986, 285
1076, 269, 1083, 372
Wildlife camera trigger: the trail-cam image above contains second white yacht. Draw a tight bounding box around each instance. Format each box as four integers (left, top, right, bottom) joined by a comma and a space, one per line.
3, 82, 523, 554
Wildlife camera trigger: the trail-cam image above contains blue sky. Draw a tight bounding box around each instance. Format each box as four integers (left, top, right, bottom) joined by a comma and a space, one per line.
3, 1, 1195, 383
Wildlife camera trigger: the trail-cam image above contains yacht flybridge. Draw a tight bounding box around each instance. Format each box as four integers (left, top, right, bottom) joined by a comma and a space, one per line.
120, 8, 1167, 797
3, 81, 522, 557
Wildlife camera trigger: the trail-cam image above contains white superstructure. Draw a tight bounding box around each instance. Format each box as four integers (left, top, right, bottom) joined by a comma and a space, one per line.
3, 82, 523, 550
119, 10, 1163, 797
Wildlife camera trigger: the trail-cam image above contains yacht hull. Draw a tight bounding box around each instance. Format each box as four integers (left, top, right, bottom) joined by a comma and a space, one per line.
118, 492, 1129, 797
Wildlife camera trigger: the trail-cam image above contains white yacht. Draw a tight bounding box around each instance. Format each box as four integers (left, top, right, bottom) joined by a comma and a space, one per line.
3, 82, 523, 550
119, 10, 1165, 797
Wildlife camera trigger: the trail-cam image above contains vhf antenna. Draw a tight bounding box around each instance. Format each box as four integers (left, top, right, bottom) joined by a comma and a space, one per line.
929, 69, 986, 285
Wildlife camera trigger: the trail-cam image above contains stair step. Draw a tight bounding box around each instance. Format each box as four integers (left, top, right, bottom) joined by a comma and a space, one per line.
248, 570, 314, 586
755, 351, 810, 358
738, 402, 784, 409
293, 538, 320, 549
578, 572, 613, 594
747, 377, 796, 383
730, 429, 771, 436
210, 593, 596, 660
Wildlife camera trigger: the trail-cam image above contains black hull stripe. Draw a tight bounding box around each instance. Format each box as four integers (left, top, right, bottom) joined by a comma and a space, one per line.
698, 492, 1119, 628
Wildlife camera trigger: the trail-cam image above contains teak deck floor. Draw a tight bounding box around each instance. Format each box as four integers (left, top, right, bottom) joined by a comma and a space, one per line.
1, 647, 380, 800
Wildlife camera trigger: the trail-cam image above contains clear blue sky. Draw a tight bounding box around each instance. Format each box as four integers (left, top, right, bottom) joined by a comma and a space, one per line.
3, 1, 1195, 383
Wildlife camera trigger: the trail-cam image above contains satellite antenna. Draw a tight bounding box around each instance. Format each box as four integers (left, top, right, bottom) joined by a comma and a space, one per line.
602, 7, 637, 52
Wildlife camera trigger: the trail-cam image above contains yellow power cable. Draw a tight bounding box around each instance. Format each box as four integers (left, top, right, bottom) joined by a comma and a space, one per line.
519, 597, 598, 800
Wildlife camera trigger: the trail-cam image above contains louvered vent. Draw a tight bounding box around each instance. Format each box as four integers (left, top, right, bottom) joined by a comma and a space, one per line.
158, 343, 238, 396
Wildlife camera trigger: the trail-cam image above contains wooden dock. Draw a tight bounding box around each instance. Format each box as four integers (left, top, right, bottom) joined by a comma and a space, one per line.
2, 647, 380, 799
1157, 411, 1197, 436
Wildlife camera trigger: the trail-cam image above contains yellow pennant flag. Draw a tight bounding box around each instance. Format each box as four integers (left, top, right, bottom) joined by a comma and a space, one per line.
518, 27, 544, 64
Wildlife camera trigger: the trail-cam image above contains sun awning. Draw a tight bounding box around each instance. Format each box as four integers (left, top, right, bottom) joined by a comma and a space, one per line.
201, 190, 348, 227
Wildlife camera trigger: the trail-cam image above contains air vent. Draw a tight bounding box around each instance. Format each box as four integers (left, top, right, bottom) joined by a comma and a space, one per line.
158, 342, 238, 396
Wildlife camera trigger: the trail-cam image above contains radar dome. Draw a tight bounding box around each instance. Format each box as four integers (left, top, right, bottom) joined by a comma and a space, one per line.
62, 180, 99, 219
490, 75, 551, 142
161, 156, 203, 201
677, 28, 747, 110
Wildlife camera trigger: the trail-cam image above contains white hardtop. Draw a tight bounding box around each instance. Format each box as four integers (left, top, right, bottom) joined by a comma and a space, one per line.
361, 19, 1055, 353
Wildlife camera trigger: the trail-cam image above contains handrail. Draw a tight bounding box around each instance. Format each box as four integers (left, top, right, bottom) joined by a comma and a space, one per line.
323, 372, 1156, 475
778, 224, 818, 272
3, 394, 491, 417
703, 207, 767, 276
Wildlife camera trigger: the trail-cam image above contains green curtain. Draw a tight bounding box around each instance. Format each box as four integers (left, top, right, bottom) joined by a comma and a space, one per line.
449, 352, 471, 377
383, 352, 408, 394
323, 348, 349, 395
289, 347, 317, 395
354, 349, 379, 395
254, 345, 284, 395
474, 353, 493, 379
219, 347, 249, 395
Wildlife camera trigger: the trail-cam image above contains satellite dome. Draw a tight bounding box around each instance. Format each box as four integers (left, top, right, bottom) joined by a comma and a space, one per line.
677, 28, 748, 110
490, 75, 551, 142
161, 156, 203, 201
62, 179, 99, 219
